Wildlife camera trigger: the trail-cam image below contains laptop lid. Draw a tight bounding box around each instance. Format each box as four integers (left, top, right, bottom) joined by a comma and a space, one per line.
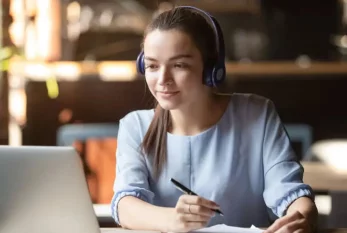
0, 146, 101, 233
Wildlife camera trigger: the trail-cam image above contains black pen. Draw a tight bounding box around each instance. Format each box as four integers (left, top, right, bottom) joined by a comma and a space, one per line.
170, 178, 224, 216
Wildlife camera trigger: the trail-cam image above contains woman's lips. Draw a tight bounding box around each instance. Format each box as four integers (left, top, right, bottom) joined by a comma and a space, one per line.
157, 91, 179, 98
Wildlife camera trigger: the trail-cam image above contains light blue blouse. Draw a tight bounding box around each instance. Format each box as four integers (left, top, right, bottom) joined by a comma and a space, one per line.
111, 93, 314, 227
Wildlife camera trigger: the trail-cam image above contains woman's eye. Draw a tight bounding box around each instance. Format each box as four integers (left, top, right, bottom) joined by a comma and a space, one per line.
145, 64, 158, 70
174, 63, 187, 68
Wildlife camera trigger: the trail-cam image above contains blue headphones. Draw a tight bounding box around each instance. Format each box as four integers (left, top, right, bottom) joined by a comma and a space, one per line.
136, 6, 226, 87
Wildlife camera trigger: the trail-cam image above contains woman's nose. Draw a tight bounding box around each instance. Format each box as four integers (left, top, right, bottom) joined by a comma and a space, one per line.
157, 67, 173, 85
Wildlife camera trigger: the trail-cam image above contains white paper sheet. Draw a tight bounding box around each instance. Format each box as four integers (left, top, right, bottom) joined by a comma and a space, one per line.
191, 224, 263, 233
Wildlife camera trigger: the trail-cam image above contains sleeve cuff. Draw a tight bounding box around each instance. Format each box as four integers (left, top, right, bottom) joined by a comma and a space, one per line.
111, 189, 153, 225
272, 187, 315, 217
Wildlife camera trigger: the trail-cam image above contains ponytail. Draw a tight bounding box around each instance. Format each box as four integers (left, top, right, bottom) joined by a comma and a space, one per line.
141, 103, 170, 178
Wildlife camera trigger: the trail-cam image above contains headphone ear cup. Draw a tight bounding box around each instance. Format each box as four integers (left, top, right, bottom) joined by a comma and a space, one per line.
136, 51, 145, 75
203, 66, 213, 87
211, 63, 226, 87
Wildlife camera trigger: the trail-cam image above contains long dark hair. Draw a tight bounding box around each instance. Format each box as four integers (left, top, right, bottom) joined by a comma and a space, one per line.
141, 7, 218, 178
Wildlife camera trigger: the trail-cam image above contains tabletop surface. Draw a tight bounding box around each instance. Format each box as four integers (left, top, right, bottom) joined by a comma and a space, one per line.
302, 162, 347, 191
99, 228, 347, 233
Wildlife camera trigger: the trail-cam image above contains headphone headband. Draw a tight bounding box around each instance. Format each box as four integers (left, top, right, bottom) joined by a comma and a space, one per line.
136, 6, 226, 87
175, 6, 224, 60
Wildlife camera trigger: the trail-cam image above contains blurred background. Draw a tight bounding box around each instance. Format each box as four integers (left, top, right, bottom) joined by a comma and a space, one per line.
1, 0, 347, 229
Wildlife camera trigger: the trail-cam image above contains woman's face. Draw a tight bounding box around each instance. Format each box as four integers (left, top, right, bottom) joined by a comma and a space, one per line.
143, 29, 209, 110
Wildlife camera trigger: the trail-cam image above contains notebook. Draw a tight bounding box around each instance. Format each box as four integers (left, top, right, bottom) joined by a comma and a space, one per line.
100, 224, 264, 233
192, 224, 264, 233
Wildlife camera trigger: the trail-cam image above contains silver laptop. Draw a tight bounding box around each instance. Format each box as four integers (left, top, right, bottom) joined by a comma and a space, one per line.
0, 146, 101, 233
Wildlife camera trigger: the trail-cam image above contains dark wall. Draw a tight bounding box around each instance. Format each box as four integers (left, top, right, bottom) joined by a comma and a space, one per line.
0, 75, 8, 145
229, 75, 347, 141
23, 79, 153, 146
260, 0, 339, 60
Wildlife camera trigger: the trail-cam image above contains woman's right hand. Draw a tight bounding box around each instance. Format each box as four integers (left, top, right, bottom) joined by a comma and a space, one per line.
166, 194, 220, 232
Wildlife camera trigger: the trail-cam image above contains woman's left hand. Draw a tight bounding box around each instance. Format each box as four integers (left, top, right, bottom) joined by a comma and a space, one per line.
264, 211, 312, 233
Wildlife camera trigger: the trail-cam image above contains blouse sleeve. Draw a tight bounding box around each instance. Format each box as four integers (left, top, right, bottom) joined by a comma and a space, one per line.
262, 100, 314, 218
111, 114, 155, 225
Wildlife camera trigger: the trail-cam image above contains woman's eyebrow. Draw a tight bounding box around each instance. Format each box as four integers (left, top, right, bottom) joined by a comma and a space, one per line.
168, 54, 193, 61
144, 54, 193, 62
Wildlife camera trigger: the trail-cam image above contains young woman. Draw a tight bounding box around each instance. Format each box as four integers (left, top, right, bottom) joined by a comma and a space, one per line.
111, 6, 317, 233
